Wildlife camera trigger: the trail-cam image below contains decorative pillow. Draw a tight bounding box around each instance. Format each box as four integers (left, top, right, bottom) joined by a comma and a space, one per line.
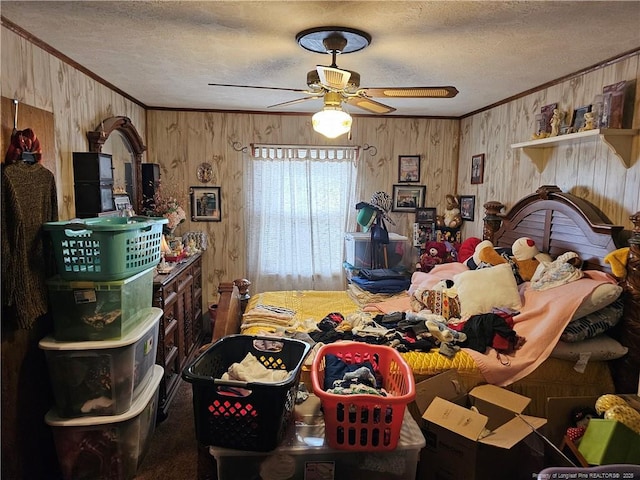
551, 334, 628, 361
561, 298, 624, 343
453, 263, 522, 317
572, 283, 623, 321
411, 288, 461, 320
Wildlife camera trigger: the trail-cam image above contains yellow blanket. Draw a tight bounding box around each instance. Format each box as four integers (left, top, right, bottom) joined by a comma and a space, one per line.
242, 290, 480, 374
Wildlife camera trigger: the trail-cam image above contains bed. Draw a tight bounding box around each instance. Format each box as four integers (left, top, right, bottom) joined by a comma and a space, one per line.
211, 185, 640, 418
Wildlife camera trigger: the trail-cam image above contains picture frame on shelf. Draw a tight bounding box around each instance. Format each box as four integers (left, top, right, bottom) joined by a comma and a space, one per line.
541, 103, 558, 134
415, 207, 437, 224
602, 80, 635, 129
113, 194, 131, 212
392, 184, 425, 212
570, 105, 592, 131
471, 154, 485, 185
190, 186, 221, 222
459, 195, 476, 221
398, 155, 421, 182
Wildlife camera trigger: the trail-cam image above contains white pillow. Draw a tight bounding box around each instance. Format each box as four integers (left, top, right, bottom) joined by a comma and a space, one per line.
551, 334, 628, 361
572, 283, 623, 320
453, 263, 522, 317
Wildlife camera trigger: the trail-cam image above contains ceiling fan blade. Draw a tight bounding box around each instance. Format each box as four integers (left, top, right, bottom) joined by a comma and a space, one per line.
316, 65, 351, 90
345, 96, 396, 114
360, 86, 459, 99
267, 95, 323, 109
208, 82, 311, 94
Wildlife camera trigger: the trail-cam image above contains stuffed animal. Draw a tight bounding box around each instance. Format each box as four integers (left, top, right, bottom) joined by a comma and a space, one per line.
458, 237, 482, 263
442, 194, 463, 229
464, 239, 493, 269
419, 241, 447, 272
477, 237, 552, 282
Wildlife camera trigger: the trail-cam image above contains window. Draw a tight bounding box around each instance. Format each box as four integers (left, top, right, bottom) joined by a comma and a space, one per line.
244, 145, 358, 292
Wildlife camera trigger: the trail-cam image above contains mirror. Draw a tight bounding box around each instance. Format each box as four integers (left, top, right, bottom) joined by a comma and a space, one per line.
87, 116, 146, 214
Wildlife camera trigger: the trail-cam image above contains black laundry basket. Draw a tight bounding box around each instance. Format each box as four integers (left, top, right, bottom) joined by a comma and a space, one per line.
182, 334, 310, 451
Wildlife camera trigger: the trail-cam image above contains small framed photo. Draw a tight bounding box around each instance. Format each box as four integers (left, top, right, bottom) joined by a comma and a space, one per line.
398, 155, 421, 183
190, 186, 221, 222
459, 195, 476, 221
392, 184, 425, 212
570, 105, 592, 131
415, 207, 437, 224
113, 194, 131, 212
471, 154, 485, 185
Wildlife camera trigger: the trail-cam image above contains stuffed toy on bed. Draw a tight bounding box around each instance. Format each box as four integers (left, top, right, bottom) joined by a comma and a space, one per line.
476, 237, 552, 282
419, 241, 447, 272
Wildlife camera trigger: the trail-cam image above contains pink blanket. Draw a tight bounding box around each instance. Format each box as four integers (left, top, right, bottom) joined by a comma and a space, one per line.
469, 270, 617, 386
366, 264, 617, 387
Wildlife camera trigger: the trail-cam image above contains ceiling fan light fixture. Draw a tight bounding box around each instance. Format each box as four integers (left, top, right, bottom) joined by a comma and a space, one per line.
312, 106, 352, 138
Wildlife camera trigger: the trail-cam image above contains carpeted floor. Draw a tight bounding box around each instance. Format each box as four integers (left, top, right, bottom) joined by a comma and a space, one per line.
136, 379, 201, 479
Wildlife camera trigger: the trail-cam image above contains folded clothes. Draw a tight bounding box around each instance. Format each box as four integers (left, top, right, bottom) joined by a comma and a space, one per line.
222, 352, 292, 383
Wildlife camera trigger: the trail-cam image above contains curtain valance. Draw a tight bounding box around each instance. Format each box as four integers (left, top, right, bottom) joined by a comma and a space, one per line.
250, 144, 360, 162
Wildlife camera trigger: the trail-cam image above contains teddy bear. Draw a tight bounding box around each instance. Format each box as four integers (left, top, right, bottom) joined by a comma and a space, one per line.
476, 237, 552, 282
419, 241, 448, 272
436, 194, 463, 230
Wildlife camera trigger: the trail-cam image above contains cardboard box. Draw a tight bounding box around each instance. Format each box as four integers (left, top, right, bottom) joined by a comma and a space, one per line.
415, 371, 546, 480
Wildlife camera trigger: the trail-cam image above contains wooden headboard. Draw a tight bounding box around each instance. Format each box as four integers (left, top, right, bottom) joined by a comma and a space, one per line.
483, 185, 624, 272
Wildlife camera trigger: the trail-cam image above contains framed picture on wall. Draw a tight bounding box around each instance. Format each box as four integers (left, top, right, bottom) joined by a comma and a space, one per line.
190, 186, 221, 221
459, 195, 476, 221
392, 184, 425, 212
398, 155, 421, 182
471, 154, 485, 185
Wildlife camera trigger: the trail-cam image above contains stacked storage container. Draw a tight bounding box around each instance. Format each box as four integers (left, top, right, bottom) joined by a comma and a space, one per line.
41, 215, 167, 480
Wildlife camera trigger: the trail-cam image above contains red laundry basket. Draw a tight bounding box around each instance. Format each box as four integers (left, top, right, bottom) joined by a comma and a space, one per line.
311, 341, 415, 451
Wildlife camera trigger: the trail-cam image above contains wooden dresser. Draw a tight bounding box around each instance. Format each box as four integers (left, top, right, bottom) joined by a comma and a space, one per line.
153, 252, 203, 418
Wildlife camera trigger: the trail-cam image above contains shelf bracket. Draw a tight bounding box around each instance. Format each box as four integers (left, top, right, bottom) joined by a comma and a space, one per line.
600, 132, 632, 168
518, 147, 550, 173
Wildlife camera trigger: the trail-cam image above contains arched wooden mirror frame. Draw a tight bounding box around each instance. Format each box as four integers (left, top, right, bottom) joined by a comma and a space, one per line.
87, 116, 146, 214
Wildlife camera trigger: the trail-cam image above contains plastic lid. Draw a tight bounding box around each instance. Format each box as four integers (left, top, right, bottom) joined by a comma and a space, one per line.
43, 215, 167, 231
45, 265, 156, 288
38, 307, 161, 351
45, 365, 163, 426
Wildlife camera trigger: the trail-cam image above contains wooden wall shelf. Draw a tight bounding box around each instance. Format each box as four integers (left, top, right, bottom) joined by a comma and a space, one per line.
511, 128, 638, 172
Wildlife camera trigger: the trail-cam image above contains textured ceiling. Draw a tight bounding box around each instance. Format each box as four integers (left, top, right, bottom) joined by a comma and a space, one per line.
2, 1, 640, 117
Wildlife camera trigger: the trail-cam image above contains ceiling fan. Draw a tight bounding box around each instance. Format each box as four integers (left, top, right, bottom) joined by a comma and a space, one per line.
208, 27, 459, 116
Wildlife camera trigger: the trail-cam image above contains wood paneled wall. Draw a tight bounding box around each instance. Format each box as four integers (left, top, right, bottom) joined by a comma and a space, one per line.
458, 53, 640, 239
146, 111, 459, 306
1, 27, 146, 220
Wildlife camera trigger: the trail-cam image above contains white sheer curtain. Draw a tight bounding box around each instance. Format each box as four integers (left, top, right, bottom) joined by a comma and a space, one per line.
243, 144, 359, 293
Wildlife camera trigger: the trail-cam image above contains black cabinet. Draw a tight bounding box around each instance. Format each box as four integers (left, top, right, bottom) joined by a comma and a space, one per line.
73, 152, 114, 218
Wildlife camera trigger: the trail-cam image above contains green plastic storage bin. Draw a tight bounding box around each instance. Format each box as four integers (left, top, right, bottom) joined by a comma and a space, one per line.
44, 216, 167, 281
47, 266, 154, 341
